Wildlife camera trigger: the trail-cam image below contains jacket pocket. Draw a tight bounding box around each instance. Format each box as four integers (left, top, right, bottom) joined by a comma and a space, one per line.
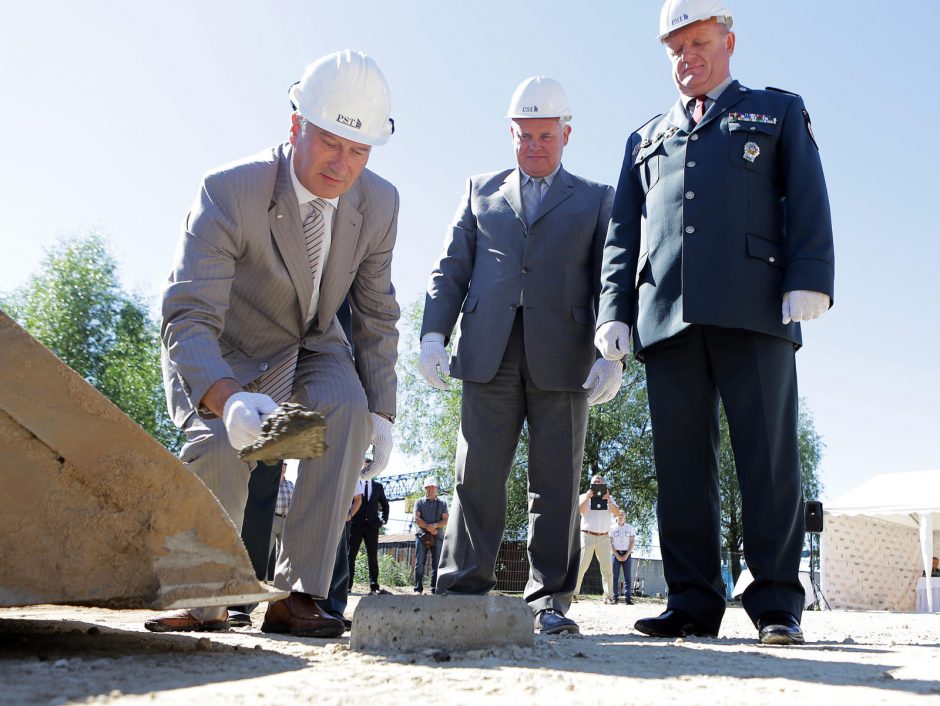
571, 306, 595, 326
746, 233, 784, 269
728, 121, 777, 174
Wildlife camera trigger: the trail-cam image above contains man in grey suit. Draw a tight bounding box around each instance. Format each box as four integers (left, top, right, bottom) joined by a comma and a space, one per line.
419, 77, 620, 635
149, 50, 400, 637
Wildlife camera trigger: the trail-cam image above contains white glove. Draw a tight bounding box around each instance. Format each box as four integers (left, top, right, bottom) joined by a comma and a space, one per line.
594, 321, 632, 361
363, 413, 393, 479
582, 358, 624, 406
222, 391, 278, 450
782, 290, 830, 324
418, 338, 450, 390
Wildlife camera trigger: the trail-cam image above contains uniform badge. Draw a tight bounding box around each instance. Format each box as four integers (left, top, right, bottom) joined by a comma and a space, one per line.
743, 141, 760, 163
802, 108, 818, 148
728, 112, 777, 125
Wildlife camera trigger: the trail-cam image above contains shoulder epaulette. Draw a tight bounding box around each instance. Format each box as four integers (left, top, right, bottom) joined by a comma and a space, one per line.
765, 86, 801, 97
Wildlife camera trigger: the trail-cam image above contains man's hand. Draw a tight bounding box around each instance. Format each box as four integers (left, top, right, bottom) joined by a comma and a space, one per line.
595, 321, 631, 361
582, 358, 624, 405
366, 413, 393, 478
782, 290, 830, 325
418, 338, 450, 390
222, 392, 278, 450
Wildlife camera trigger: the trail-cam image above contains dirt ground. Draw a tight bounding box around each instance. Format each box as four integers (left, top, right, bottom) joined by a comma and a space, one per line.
1, 590, 938, 706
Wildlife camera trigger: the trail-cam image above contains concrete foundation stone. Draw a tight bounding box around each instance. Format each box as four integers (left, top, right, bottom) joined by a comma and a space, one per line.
350, 594, 534, 652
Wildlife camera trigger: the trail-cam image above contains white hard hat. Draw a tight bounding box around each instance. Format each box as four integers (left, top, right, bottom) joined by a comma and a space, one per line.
658, 0, 733, 40
423, 476, 439, 488
289, 50, 394, 146
505, 76, 572, 122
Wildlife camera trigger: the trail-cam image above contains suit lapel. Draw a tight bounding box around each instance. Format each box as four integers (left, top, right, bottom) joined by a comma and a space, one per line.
316, 180, 363, 331
498, 170, 525, 224
532, 166, 574, 223
269, 146, 312, 332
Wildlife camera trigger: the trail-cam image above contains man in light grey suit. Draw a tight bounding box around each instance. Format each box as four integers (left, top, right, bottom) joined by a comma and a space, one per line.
419, 77, 621, 635
149, 50, 400, 637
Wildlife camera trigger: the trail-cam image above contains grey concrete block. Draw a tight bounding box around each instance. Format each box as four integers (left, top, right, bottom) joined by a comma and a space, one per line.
350, 594, 535, 652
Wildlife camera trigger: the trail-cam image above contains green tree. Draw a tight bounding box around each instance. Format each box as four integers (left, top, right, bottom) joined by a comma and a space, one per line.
719, 401, 824, 586
0, 232, 182, 451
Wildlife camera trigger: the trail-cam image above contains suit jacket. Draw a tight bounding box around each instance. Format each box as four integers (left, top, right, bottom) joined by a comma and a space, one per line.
598, 81, 835, 358
422, 166, 614, 391
350, 480, 389, 529
161, 143, 400, 425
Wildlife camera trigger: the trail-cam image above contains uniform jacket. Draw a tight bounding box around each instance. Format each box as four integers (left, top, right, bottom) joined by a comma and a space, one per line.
350, 480, 389, 529
597, 81, 834, 357
162, 143, 400, 426
422, 166, 614, 391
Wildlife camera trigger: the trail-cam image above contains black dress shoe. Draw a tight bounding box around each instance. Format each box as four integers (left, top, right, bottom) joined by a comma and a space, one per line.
757, 611, 804, 645
634, 609, 718, 638
535, 609, 579, 635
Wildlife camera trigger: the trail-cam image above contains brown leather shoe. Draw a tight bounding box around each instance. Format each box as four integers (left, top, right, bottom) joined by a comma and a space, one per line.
144, 609, 230, 633
261, 592, 345, 638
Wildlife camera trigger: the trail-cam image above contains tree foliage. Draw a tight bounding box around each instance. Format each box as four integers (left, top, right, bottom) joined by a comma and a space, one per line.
0, 233, 182, 451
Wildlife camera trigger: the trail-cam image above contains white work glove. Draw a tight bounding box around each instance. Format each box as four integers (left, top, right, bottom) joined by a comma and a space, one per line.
582, 358, 624, 405
362, 413, 393, 480
418, 336, 450, 390
594, 321, 632, 361
222, 391, 278, 450
782, 290, 830, 325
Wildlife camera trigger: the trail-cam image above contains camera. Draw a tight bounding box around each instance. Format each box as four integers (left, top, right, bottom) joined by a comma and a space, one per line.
590, 483, 609, 511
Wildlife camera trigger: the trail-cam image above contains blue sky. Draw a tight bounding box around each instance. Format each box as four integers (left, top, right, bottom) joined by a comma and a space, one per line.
2, 1, 938, 501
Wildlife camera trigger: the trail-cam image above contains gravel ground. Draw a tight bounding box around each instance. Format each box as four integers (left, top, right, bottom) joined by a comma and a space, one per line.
1, 590, 938, 706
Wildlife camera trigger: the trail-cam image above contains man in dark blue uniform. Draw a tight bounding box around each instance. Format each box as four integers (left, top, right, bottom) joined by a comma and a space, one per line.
596, 0, 834, 645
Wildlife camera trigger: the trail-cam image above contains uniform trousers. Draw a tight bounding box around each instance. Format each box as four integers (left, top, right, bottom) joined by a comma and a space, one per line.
435, 312, 588, 614
178, 341, 371, 608
643, 325, 804, 631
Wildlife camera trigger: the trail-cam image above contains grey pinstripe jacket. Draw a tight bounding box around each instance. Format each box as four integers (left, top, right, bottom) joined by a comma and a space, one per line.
161, 143, 400, 427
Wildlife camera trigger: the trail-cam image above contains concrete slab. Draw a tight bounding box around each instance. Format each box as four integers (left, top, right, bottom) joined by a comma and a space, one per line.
350, 594, 535, 652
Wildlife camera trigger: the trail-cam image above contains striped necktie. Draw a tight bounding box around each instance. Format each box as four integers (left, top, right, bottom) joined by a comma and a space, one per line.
254, 199, 327, 404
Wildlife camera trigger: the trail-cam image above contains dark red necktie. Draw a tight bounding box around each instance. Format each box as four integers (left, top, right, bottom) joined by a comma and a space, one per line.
691, 95, 708, 127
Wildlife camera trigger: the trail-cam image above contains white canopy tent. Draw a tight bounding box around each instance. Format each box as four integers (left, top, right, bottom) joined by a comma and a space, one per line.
824, 469, 940, 612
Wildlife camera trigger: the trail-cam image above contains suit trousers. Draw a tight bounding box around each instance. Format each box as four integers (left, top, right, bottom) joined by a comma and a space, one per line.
178, 344, 371, 601
574, 532, 613, 598
315, 522, 350, 618
643, 325, 804, 631
348, 521, 381, 589
436, 312, 588, 614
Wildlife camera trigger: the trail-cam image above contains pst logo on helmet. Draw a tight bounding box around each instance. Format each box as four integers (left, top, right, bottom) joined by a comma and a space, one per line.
336, 114, 362, 130
521, 105, 539, 113
672, 12, 688, 26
